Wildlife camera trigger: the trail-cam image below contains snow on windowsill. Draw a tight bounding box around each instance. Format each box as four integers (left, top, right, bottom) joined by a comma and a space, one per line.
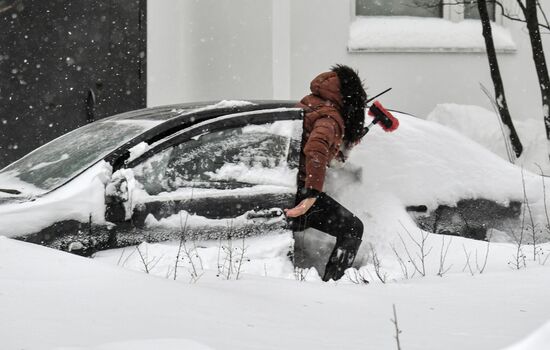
348, 17, 517, 53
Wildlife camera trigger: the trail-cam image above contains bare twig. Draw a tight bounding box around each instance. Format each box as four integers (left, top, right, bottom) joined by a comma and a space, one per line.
520, 168, 540, 261
192, 240, 204, 271
462, 245, 475, 276
507, 191, 527, 270
542, 250, 550, 265
475, 239, 491, 274
480, 83, 515, 163
136, 244, 150, 274
508, 226, 527, 270
223, 220, 235, 280
182, 240, 203, 283
535, 164, 550, 226
116, 248, 127, 266
369, 244, 387, 283
217, 238, 224, 276
391, 304, 403, 350
437, 236, 453, 277
398, 222, 433, 277
346, 268, 370, 284
165, 265, 173, 279
136, 243, 162, 274
173, 186, 203, 283
390, 242, 413, 280
441, 0, 550, 31
294, 267, 309, 281
235, 237, 248, 280
121, 247, 136, 267
174, 211, 190, 280
216, 219, 247, 280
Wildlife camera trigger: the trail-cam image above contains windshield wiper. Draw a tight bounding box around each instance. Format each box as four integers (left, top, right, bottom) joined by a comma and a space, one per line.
0, 188, 21, 195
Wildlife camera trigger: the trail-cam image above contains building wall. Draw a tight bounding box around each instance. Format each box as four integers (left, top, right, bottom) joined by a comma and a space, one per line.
289, 0, 550, 119
147, 0, 186, 106
148, 0, 550, 120
148, 0, 273, 106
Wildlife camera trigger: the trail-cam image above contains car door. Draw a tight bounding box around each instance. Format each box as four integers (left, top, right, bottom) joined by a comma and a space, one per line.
105, 108, 303, 245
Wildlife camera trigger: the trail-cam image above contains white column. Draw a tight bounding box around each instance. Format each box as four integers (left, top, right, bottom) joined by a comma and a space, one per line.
147, 0, 186, 107
272, 0, 291, 99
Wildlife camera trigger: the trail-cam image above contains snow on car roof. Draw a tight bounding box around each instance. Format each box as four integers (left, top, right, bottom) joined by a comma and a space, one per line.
106, 100, 296, 122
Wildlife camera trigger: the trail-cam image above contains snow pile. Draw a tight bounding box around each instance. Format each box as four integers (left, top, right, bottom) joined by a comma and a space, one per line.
0, 169, 44, 197
126, 141, 151, 163
1, 236, 549, 350
426, 104, 550, 173
172, 100, 256, 115
134, 184, 291, 204
2, 106, 550, 349
0, 162, 112, 237
105, 168, 141, 220
55, 339, 214, 350
503, 320, 550, 350
206, 163, 296, 187
242, 118, 302, 139
94, 232, 295, 279
202, 99, 255, 109
313, 111, 550, 273
349, 17, 516, 51
144, 206, 287, 232
341, 112, 541, 212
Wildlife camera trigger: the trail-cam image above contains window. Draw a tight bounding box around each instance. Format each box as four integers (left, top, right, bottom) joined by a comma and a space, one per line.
350, 0, 514, 53
464, 1, 496, 21
355, 0, 497, 21
0, 118, 157, 193
356, 0, 442, 18
133, 120, 301, 195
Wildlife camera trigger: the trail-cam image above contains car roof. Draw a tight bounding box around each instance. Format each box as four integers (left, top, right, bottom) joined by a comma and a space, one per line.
104, 100, 300, 169
106, 100, 298, 122
0, 100, 300, 199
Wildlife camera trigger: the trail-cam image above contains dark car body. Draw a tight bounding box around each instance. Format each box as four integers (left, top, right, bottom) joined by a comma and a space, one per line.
0, 100, 304, 255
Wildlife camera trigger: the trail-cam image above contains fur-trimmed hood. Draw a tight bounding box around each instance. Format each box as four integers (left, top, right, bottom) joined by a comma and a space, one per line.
330, 64, 367, 144
309, 71, 343, 109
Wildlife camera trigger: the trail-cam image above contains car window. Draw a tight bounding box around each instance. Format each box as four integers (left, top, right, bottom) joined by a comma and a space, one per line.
0, 119, 162, 194
133, 120, 301, 195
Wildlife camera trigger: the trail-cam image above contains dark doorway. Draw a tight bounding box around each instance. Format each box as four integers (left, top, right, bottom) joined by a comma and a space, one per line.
0, 0, 146, 168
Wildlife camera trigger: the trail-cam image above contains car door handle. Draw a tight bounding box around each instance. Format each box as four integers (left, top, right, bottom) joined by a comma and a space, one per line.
246, 208, 284, 220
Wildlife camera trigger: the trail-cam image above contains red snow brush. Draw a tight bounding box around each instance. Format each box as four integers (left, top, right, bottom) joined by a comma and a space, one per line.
361, 100, 400, 138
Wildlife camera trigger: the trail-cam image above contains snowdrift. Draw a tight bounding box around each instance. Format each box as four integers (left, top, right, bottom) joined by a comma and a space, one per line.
1, 235, 549, 350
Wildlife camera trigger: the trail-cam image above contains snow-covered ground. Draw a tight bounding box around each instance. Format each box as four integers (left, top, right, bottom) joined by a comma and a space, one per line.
1, 236, 549, 350
1, 105, 550, 349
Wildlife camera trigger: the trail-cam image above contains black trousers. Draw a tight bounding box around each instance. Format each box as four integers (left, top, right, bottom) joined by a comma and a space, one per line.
293, 185, 364, 241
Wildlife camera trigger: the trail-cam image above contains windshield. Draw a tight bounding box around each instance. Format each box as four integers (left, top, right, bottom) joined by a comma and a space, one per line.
0, 119, 161, 195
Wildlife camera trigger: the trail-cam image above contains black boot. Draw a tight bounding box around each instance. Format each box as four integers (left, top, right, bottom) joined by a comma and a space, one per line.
322, 236, 362, 282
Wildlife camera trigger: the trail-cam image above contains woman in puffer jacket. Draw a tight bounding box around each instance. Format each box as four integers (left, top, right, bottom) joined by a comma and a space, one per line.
285, 64, 367, 282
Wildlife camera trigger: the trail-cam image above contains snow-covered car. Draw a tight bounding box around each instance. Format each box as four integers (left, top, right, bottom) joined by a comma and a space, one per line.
0, 99, 527, 259
0, 100, 305, 255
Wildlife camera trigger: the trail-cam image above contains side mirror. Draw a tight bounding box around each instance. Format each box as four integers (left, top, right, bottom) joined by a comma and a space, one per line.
105, 175, 129, 223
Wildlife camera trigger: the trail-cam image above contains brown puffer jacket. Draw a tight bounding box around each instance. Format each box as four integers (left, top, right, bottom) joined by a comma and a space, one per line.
296, 71, 345, 195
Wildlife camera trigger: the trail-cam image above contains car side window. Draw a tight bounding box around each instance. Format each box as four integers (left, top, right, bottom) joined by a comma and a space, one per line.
132, 120, 301, 195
